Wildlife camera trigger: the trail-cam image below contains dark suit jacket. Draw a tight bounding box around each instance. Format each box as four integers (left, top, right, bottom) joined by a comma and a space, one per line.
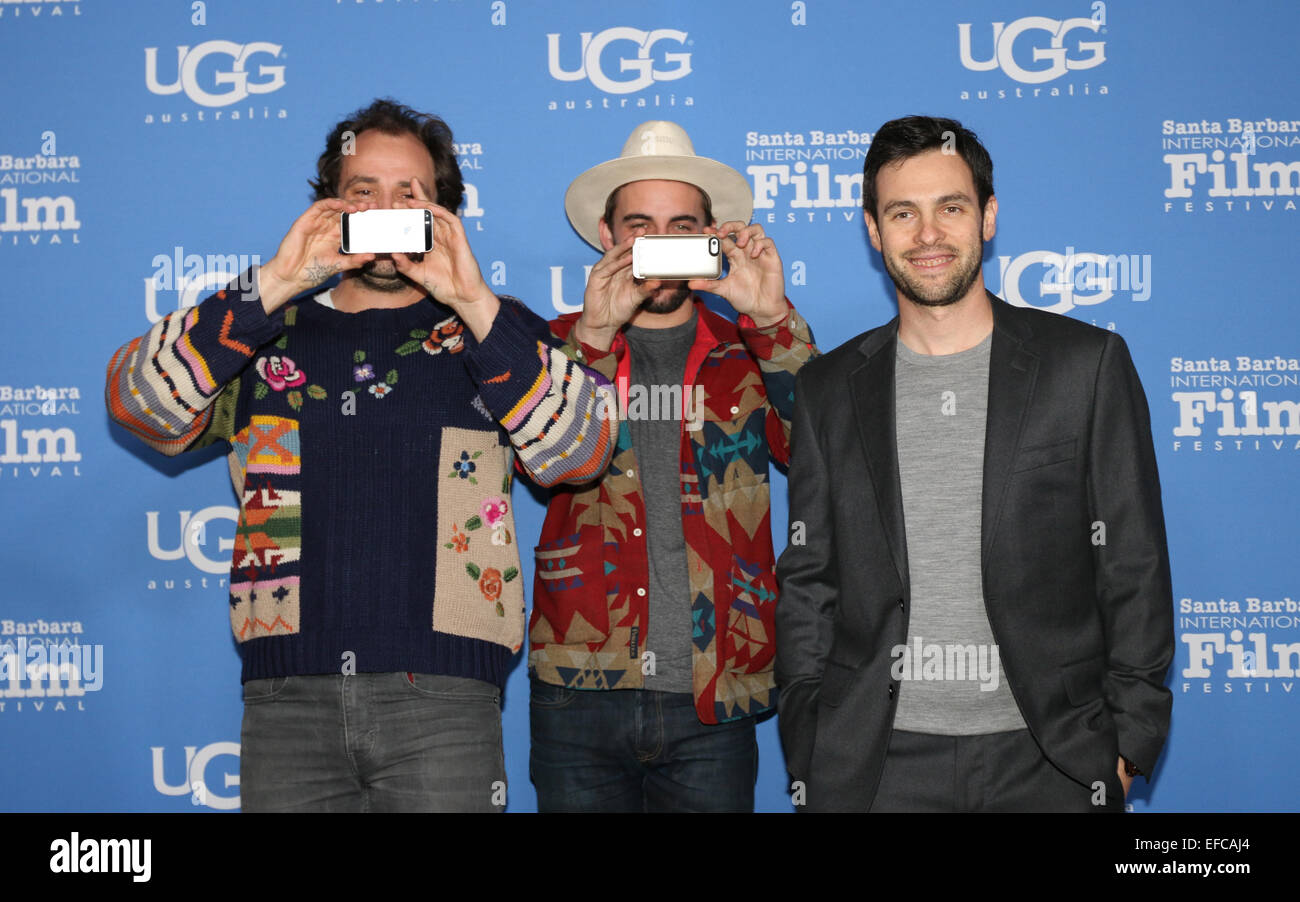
775, 294, 1174, 811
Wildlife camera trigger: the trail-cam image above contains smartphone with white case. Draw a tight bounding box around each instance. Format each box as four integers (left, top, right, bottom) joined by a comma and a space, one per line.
632, 234, 722, 280
339, 208, 434, 254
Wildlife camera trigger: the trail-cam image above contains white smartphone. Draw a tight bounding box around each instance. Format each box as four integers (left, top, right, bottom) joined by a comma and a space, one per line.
632, 234, 722, 280
339, 208, 434, 254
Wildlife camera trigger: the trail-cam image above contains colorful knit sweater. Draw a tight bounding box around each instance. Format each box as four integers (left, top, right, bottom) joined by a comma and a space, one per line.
106, 270, 614, 689
532, 299, 818, 723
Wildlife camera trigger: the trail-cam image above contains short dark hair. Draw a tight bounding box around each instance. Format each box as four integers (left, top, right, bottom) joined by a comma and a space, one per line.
601, 181, 714, 232
862, 115, 993, 220
310, 98, 464, 211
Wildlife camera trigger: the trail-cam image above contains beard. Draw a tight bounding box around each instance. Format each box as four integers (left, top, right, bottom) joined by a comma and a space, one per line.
356, 255, 412, 294
883, 241, 983, 308
637, 279, 692, 315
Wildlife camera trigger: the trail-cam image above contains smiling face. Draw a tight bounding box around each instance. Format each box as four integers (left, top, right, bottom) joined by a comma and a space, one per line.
337, 129, 438, 292
865, 148, 997, 310
598, 178, 710, 315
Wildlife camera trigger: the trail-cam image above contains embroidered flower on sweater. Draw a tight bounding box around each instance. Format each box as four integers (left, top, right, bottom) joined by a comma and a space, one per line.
354, 363, 375, 382
255, 355, 307, 391
478, 568, 503, 603
422, 316, 465, 355
449, 450, 481, 482
481, 497, 508, 526
444, 524, 470, 553
368, 382, 392, 399
478, 496, 512, 546
464, 562, 515, 618
468, 497, 505, 545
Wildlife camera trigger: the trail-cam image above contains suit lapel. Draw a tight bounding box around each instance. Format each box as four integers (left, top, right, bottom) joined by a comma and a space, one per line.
982, 296, 1039, 566
850, 321, 909, 594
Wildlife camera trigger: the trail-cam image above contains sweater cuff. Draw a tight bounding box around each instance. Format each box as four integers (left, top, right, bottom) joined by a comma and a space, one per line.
223, 266, 286, 348
463, 297, 549, 419
737, 300, 791, 333
738, 299, 814, 360
559, 327, 619, 382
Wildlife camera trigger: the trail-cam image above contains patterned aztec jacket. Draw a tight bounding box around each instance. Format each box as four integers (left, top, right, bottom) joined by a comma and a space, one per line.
105, 269, 614, 688
533, 298, 818, 723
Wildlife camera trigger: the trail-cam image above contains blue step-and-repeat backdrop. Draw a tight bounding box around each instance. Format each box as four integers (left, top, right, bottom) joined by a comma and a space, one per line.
1, 0, 1296, 812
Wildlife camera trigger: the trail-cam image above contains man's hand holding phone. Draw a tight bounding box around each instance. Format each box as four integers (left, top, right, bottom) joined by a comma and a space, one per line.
389, 176, 499, 341
574, 234, 665, 352
691, 221, 788, 328
258, 198, 377, 315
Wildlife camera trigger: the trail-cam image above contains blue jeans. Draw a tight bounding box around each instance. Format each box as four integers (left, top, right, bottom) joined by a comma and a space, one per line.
529, 679, 757, 812
239, 672, 505, 812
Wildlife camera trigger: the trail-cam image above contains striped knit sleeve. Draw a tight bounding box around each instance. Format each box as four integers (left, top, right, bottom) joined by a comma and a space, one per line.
105, 269, 283, 456
463, 297, 616, 488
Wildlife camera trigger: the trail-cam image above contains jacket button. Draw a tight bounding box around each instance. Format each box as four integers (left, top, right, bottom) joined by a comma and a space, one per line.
636, 587, 646, 597
632, 528, 642, 537
888, 684, 896, 700
898, 599, 904, 611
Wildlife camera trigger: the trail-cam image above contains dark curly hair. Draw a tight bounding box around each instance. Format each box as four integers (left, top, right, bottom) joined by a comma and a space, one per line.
310, 98, 464, 211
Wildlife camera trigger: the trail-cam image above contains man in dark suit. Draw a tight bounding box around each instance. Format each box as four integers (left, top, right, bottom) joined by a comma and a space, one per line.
775, 116, 1173, 812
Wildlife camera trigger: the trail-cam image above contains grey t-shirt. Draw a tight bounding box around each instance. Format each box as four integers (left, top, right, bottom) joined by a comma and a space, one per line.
892, 332, 1027, 734
624, 311, 698, 694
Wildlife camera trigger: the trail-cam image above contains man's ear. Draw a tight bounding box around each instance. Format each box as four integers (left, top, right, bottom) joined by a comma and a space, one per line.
982, 195, 998, 242
598, 217, 615, 252
864, 210, 882, 252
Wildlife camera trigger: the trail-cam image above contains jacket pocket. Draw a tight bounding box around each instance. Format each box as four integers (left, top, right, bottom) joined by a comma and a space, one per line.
1060, 656, 1105, 706
435, 427, 525, 652
241, 675, 290, 704
700, 381, 765, 425
1012, 437, 1076, 473
819, 659, 859, 708
532, 524, 609, 643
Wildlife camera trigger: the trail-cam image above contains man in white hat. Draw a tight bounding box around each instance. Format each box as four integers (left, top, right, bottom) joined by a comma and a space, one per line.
528, 120, 819, 811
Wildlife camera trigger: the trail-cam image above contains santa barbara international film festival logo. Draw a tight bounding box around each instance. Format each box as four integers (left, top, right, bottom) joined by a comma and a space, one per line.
457, 138, 486, 232
0, 381, 82, 480
743, 128, 870, 226
956, 5, 1109, 102
143, 39, 287, 125
1178, 593, 1300, 698
0, 132, 81, 247
0, 0, 82, 21
1160, 115, 1300, 215
1168, 352, 1300, 453
145, 507, 237, 592
545, 26, 694, 112
0, 618, 102, 714
151, 742, 240, 810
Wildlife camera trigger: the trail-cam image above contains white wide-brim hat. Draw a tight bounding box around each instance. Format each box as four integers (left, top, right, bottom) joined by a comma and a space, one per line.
565, 120, 754, 250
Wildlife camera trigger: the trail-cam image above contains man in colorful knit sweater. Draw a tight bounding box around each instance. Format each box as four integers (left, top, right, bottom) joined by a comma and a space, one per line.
105, 99, 615, 812
529, 120, 819, 811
